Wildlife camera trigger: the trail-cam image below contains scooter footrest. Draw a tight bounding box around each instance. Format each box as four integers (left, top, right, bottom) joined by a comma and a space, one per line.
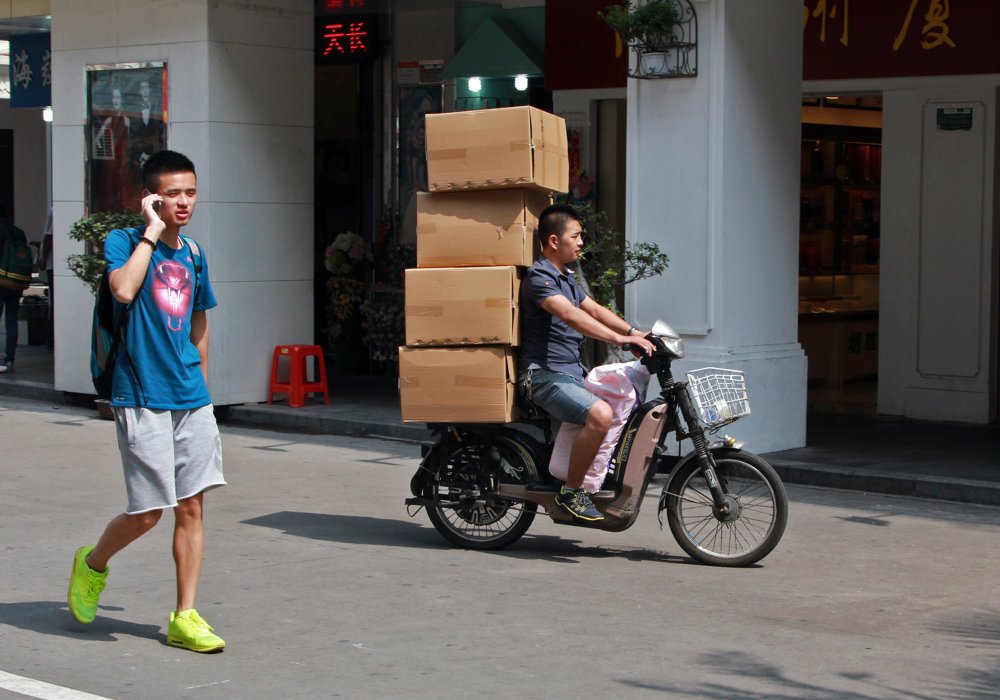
525, 483, 559, 494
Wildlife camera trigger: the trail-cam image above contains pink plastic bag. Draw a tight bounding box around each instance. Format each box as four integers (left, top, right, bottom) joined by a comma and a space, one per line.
548, 362, 651, 491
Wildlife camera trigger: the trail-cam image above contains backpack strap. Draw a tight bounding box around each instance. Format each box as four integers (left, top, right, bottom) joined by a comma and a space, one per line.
181, 236, 203, 302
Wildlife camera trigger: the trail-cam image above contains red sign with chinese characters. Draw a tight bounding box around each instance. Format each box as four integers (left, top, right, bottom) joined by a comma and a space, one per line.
545, 0, 627, 91
315, 15, 379, 63
803, 0, 1000, 80
546, 1, 999, 89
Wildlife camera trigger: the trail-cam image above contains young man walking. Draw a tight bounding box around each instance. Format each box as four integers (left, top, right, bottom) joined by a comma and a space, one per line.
518, 204, 655, 521
67, 150, 227, 653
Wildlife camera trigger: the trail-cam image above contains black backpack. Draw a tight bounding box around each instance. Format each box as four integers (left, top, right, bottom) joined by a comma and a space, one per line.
90, 231, 203, 400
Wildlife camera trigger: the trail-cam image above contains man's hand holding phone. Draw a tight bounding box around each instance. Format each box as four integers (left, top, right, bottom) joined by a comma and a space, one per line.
141, 193, 166, 239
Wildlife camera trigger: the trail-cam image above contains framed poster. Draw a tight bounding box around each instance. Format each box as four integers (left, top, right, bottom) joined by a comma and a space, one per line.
85, 62, 167, 214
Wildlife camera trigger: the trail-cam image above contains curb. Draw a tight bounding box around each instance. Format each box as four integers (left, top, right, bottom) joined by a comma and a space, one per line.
767, 459, 1000, 507
0, 379, 65, 405
222, 404, 432, 443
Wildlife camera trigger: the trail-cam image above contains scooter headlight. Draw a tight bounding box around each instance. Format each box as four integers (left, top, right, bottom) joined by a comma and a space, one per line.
663, 334, 684, 359
650, 320, 684, 359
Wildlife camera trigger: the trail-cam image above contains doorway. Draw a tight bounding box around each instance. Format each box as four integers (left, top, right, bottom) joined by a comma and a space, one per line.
315, 62, 376, 375
798, 94, 882, 413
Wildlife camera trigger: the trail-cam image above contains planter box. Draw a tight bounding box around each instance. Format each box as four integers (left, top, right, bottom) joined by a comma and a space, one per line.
425, 105, 569, 195
416, 189, 548, 268
405, 266, 520, 347
398, 345, 517, 423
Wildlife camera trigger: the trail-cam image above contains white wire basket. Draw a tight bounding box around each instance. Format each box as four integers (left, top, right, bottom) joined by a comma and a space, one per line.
685, 367, 751, 428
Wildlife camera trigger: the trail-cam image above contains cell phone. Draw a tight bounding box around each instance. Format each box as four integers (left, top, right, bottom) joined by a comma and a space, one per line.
153, 200, 161, 213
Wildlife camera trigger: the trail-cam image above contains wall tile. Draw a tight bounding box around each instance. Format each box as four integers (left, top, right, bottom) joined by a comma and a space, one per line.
203, 202, 313, 284
208, 43, 312, 127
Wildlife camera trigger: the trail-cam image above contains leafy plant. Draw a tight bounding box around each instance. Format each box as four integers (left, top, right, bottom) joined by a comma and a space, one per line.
361, 287, 405, 363
571, 202, 669, 311
599, 0, 681, 52
66, 211, 145, 295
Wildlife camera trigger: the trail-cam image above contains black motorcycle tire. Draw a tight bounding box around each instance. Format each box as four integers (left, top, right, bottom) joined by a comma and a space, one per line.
665, 449, 788, 567
423, 432, 540, 550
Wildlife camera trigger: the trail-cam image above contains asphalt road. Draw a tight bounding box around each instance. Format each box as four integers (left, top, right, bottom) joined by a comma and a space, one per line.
2, 396, 999, 700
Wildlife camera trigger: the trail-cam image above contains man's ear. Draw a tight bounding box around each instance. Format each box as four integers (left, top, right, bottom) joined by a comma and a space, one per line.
141, 189, 151, 198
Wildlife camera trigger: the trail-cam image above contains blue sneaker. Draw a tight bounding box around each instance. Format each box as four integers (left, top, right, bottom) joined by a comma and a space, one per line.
556, 486, 604, 521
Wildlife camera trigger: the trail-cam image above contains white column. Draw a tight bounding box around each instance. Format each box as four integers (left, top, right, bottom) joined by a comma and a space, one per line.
626, 0, 806, 453
51, 0, 314, 404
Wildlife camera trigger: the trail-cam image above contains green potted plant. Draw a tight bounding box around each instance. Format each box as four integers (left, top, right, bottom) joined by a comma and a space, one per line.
567, 202, 670, 365
599, 0, 682, 76
67, 210, 144, 295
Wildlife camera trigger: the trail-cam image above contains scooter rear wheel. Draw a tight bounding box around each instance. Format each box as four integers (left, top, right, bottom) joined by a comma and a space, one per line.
424, 432, 540, 550
665, 449, 787, 567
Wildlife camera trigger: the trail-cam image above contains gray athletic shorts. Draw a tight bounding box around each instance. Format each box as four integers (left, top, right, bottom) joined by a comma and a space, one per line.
113, 404, 226, 514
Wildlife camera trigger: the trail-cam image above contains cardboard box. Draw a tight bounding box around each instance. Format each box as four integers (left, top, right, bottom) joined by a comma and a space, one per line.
405, 266, 520, 346
416, 189, 549, 268
425, 106, 569, 195
399, 345, 517, 423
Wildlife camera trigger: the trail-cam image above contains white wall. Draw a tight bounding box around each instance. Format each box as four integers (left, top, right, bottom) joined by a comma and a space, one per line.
51, 0, 314, 404
627, 0, 807, 453
880, 81, 998, 423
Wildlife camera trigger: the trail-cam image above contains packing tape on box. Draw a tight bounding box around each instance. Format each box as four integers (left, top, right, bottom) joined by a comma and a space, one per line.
416, 223, 523, 240
427, 140, 531, 162
406, 305, 443, 317
398, 373, 504, 389
427, 147, 468, 161
406, 298, 509, 316
455, 375, 505, 388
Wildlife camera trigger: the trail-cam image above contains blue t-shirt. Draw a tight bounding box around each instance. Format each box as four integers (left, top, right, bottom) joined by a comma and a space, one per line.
518, 257, 587, 380
104, 226, 218, 409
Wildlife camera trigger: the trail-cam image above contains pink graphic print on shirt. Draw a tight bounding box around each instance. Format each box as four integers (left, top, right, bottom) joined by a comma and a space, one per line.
153, 260, 192, 332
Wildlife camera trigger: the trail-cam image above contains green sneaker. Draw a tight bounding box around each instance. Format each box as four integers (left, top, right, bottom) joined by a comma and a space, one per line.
67, 545, 108, 624
167, 609, 226, 653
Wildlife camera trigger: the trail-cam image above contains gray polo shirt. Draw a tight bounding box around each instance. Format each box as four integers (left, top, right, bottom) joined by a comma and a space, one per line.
518, 257, 587, 380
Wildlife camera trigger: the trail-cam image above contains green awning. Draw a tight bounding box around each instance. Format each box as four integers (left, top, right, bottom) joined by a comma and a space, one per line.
440, 16, 544, 80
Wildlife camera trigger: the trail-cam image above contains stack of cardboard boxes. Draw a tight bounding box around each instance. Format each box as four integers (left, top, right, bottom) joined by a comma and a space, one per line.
399, 106, 569, 423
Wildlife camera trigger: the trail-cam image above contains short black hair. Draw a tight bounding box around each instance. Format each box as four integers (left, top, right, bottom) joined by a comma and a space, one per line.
143, 150, 196, 192
538, 203, 581, 241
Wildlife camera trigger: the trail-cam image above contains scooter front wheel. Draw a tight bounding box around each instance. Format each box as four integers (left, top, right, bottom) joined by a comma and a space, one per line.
664, 449, 787, 567
423, 432, 540, 550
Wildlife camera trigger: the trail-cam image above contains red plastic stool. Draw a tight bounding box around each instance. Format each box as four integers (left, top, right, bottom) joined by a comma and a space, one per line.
267, 344, 330, 407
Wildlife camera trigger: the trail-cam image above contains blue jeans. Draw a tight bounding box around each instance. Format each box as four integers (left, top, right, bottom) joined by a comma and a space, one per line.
520, 368, 597, 426
0, 287, 21, 363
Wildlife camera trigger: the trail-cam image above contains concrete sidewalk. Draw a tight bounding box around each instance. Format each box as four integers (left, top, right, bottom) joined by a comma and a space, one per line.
3, 343, 998, 505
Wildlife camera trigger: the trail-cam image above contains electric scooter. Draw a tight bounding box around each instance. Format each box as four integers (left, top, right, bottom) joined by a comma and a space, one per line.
405, 321, 788, 567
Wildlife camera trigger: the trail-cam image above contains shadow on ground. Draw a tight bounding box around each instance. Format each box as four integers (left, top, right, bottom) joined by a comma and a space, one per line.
240, 510, 697, 566
0, 600, 162, 644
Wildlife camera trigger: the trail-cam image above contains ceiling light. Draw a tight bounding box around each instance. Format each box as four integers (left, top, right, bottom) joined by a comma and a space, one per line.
468, 76, 482, 93
514, 74, 528, 91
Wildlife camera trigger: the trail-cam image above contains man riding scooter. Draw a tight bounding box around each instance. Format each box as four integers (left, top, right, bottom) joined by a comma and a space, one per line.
518, 204, 656, 522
